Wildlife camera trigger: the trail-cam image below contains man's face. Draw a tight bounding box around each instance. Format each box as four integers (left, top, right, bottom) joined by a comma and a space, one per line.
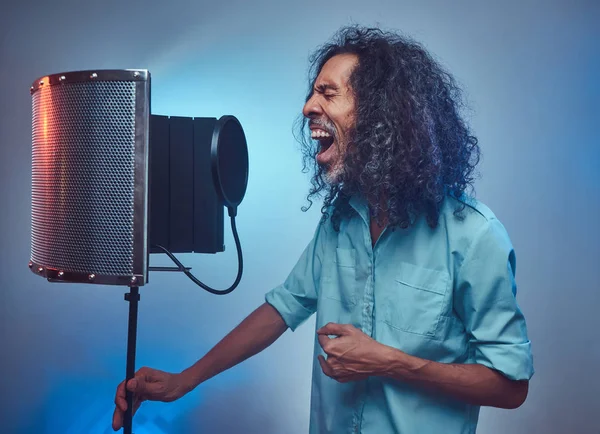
302, 53, 357, 183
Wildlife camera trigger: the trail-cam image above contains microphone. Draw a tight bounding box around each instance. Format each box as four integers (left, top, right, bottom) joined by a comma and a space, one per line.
28, 69, 249, 434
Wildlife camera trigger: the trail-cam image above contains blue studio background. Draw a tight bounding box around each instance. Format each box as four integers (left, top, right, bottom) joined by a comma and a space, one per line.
1, 1, 598, 433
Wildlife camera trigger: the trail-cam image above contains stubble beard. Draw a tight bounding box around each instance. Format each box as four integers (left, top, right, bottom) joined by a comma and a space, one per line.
323, 159, 344, 185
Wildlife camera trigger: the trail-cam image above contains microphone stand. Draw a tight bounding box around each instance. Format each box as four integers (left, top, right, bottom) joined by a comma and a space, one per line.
118, 256, 235, 432
120, 268, 186, 433
123, 286, 140, 434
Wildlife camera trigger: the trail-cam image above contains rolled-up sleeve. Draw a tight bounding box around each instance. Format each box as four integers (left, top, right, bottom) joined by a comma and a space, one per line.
265, 220, 327, 331
454, 218, 534, 381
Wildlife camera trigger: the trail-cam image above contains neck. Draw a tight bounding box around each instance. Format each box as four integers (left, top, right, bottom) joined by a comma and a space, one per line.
369, 213, 387, 247
367, 195, 389, 223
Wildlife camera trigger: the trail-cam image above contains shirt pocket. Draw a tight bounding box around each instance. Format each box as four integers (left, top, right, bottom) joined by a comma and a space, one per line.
321, 247, 357, 307
382, 262, 450, 338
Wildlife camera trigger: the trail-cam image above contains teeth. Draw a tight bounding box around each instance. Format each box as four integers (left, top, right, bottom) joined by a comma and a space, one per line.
311, 129, 331, 139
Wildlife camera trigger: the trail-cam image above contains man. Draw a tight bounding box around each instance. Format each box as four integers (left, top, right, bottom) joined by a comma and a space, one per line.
113, 26, 533, 433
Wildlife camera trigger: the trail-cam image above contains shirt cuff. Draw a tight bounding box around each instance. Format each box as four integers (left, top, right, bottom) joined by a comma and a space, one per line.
265, 285, 314, 332
474, 341, 535, 381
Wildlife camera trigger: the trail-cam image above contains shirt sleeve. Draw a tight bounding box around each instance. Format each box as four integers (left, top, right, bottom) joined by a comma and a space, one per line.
454, 218, 534, 381
265, 220, 327, 331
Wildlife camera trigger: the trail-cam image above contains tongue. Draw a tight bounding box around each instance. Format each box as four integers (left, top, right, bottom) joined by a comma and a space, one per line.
317, 138, 335, 167
318, 137, 334, 152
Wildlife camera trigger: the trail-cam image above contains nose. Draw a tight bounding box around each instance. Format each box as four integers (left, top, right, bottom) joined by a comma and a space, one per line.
302, 93, 322, 119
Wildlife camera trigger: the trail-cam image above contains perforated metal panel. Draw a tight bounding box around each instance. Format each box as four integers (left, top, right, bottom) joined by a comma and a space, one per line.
29, 70, 150, 285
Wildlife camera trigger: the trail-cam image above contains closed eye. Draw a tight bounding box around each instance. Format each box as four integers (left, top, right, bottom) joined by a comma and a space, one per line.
314, 83, 340, 99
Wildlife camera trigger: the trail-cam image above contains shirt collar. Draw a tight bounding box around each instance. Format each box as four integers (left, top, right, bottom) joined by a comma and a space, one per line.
349, 194, 370, 226
348, 193, 421, 230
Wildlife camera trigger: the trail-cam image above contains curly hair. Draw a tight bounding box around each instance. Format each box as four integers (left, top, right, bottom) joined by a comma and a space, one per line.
296, 25, 481, 231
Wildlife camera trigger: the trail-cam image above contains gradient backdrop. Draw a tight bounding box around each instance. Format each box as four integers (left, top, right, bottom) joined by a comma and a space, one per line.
1, 1, 598, 433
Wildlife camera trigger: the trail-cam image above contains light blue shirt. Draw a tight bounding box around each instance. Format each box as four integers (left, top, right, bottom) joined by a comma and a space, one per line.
265, 194, 534, 434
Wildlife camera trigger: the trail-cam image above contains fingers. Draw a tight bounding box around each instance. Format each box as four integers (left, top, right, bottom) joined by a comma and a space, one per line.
126, 378, 138, 393
126, 376, 149, 396
115, 380, 127, 411
337, 374, 368, 383
112, 394, 143, 431
318, 330, 348, 356
112, 407, 122, 431
112, 380, 126, 431
126, 379, 146, 413
318, 355, 368, 384
317, 334, 331, 354
318, 355, 334, 378
127, 374, 164, 399
316, 322, 348, 336
113, 369, 151, 431
115, 396, 128, 414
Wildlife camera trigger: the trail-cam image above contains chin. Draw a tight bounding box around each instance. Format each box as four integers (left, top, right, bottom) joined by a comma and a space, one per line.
324, 164, 344, 185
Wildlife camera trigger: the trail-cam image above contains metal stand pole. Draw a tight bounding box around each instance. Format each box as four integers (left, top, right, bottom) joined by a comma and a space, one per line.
123, 286, 140, 434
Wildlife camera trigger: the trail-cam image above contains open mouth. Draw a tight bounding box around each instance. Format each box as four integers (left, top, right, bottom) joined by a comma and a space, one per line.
311, 129, 335, 154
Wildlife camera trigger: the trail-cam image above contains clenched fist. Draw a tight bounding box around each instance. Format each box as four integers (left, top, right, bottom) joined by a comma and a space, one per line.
112, 366, 190, 431
316, 323, 394, 383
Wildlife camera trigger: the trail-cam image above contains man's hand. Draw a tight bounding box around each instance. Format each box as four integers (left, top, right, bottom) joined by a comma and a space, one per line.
112, 366, 189, 431
316, 323, 392, 383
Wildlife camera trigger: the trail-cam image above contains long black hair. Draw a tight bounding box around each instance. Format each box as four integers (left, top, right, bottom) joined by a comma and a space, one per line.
296, 25, 481, 230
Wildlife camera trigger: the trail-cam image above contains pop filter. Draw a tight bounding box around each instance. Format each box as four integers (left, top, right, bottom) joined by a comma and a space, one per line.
211, 115, 249, 217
